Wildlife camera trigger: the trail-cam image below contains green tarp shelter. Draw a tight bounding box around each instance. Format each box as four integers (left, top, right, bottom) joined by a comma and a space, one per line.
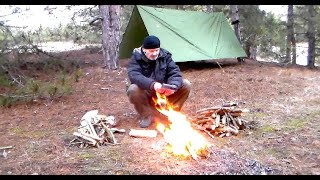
119, 5, 247, 62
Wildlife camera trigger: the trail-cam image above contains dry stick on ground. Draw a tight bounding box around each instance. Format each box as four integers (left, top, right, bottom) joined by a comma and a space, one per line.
0, 146, 14, 150
215, 61, 225, 72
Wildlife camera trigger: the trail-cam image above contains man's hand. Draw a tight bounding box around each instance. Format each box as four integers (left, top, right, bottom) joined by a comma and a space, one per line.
154, 82, 177, 96
164, 89, 175, 96
153, 82, 165, 93
162, 84, 177, 96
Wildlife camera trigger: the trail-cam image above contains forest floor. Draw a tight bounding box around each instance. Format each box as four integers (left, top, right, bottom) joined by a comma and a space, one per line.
0, 49, 319, 175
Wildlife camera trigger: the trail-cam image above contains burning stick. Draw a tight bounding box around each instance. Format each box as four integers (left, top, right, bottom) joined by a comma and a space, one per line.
128, 129, 158, 138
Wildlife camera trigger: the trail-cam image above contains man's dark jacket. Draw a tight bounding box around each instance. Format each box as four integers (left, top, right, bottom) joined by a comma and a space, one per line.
127, 47, 183, 91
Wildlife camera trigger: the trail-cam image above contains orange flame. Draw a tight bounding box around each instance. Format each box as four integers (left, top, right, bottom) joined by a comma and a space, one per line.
153, 92, 209, 160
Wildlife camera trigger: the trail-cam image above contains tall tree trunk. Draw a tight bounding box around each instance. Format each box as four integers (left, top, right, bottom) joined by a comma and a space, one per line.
99, 5, 121, 70
307, 5, 316, 68
289, 6, 297, 65
230, 5, 242, 45
99, 5, 110, 68
286, 5, 294, 64
109, 5, 121, 69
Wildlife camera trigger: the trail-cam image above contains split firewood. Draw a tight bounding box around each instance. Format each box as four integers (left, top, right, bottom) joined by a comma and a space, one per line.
195, 118, 214, 125
97, 128, 106, 137
215, 114, 220, 127
101, 122, 117, 144
229, 114, 240, 129
129, 129, 158, 138
87, 121, 99, 138
228, 125, 239, 135
196, 106, 221, 114
237, 118, 243, 125
191, 103, 249, 139
222, 101, 238, 107
73, 132, 97, 146
110, 128, 126, 133
220, 115, 226, 126
71, 110, 122, 148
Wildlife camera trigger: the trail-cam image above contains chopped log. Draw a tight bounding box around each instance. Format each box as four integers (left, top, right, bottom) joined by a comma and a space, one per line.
195, 118, 214, 125
203, 123, 215, 130
227, 113, 239, 129
203, 129, 215, 139
233, 108, 250, 113
100, 122, 117, 144
129, 129, 157, 138
227, 125, 239, 135
222, 101, 238, 107
97, 128, 106, 137
229, 112, 243, 117
237, 118, 243, 125
221, 114, 227, 125
110, 128, 126, 133
82, 131, 103, 141
215, 114, 220, 127
87, 120, 99, 138
95, 114, 107, 121
196, 106, 222, 113
73, 132, 97, 145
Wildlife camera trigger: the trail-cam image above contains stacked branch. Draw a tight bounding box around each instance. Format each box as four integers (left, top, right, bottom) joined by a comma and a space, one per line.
191, 105, 249, 138
70, 110, 125, 148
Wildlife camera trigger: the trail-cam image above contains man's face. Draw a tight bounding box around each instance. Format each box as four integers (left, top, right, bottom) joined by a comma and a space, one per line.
143, 48, 160, 60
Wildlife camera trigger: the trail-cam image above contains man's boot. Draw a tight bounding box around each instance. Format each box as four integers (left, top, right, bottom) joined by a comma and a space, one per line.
127, 84, 154, 128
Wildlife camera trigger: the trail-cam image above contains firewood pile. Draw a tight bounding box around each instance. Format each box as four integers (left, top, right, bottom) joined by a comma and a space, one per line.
191, 102, 249, 138
70, 110, 125, 148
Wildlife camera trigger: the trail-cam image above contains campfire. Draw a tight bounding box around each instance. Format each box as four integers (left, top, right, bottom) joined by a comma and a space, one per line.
153, 92, 210, 160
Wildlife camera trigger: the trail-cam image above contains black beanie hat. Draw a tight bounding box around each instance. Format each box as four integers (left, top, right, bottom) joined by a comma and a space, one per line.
142, 35, 160, 49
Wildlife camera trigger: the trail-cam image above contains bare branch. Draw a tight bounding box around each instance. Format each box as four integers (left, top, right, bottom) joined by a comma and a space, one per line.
0, 65, 24, 88
89, 16, 103, 26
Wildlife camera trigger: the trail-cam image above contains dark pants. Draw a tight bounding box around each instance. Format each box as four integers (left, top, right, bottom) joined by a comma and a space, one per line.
126, 79, 191, 120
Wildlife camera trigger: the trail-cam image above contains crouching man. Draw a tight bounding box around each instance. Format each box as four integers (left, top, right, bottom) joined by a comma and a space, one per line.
126, 35, 191, 128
